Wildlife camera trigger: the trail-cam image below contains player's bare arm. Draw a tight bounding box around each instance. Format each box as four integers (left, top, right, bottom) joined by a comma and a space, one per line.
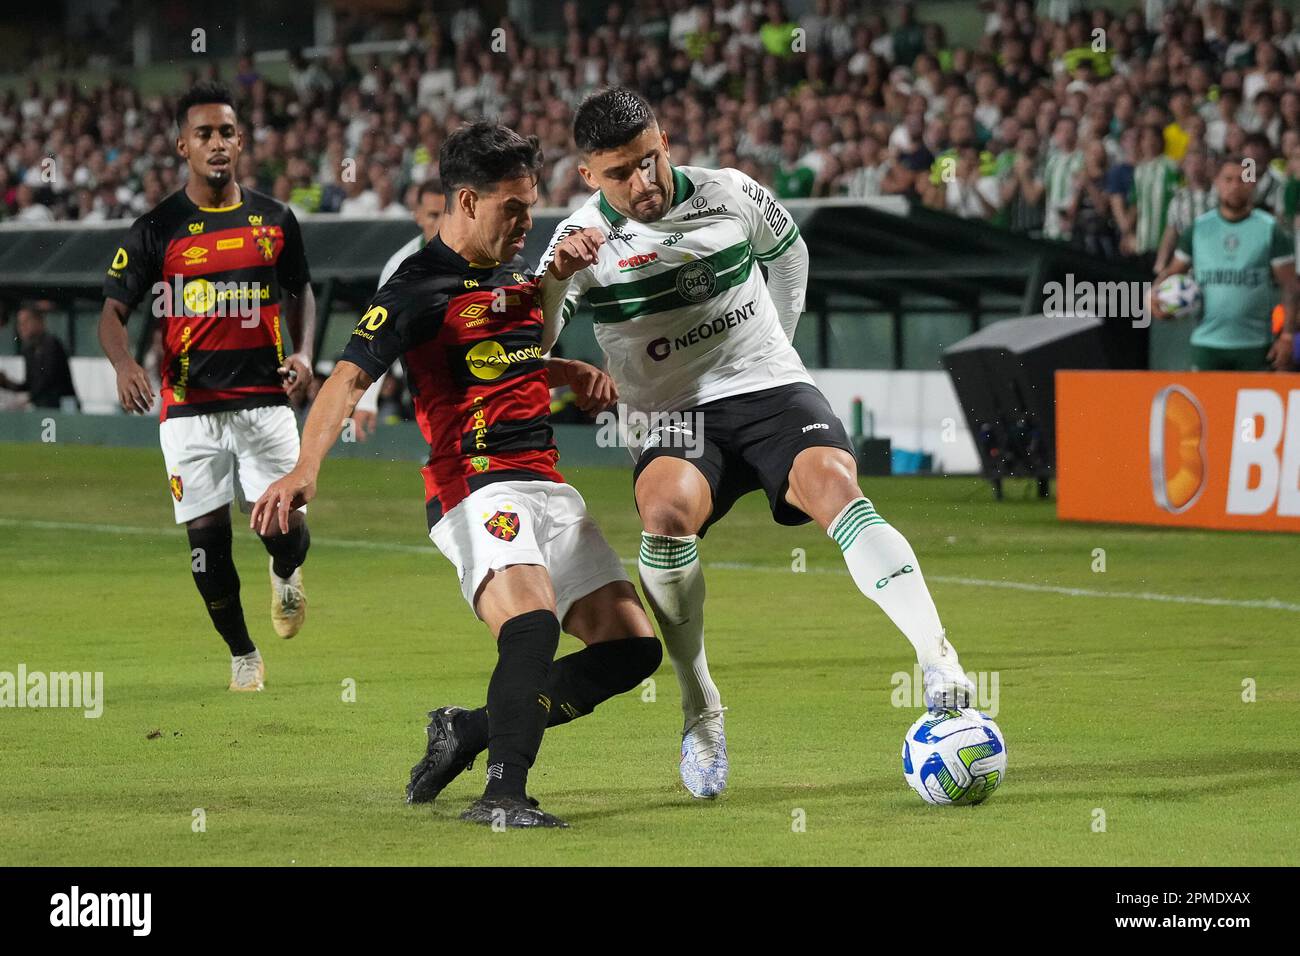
545, 357, 618, 413
251, 360, 373, 534
279, 281, 317, 401
97, 296, 154, 413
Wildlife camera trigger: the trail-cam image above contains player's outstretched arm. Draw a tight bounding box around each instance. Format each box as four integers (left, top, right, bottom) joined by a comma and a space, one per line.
251, 360, 372, 535
98, 297, 154, 414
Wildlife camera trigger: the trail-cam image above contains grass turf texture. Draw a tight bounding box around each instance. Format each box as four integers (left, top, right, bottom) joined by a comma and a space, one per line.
0, 442, 1296, 866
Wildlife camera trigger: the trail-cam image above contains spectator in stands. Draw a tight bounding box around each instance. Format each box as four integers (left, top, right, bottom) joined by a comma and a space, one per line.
1155, 146, 1217, 274
935, 142, 1002, 219
773, 129, 814, 198
1041, 115, 1083, 241
1064, 140, 1120, 259
0, 307, 78, 410
12, 183, 53, 223
1130, 122, 1179, 268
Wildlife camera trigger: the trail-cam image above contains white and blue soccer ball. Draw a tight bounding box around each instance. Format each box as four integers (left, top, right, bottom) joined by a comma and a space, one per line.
1155, 274, 1201, 320
902, 709, 1007, 806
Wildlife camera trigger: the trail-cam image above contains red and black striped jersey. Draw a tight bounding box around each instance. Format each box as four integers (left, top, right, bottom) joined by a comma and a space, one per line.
341, 235, 561, 527
103, 186, 311, 422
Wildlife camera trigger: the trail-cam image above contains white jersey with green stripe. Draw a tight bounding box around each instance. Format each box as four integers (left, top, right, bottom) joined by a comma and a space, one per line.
538, 164, 812, 415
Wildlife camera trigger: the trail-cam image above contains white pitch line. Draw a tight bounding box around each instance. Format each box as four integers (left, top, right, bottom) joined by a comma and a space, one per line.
2, 516, 1298, 613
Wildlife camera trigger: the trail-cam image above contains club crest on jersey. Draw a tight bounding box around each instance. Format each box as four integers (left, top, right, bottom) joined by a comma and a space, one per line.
484, 510, 519, 541
675, 260, 716, 303
470, 455, 490, 473
168, 474, 184, 502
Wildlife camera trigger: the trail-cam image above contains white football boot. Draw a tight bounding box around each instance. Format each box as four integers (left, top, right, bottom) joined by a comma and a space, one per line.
680, 707, 729, 799
921, 631, 976, 711
229, 650, 265, 692
270, 558, 306, 638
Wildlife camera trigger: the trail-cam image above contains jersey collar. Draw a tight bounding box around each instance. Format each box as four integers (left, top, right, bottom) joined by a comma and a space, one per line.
597, 166, 695, 227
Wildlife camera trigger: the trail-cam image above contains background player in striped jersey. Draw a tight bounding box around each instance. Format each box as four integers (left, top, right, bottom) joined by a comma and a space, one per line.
252, 123, 661, 828
98, 83, 316, 692
537, 88, 978, 799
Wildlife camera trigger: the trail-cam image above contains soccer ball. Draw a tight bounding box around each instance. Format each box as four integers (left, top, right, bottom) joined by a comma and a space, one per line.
1155, 274, 1201, 320
902, 709, 1007, 805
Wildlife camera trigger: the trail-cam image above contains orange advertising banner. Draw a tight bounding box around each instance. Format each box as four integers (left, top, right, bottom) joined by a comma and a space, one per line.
1056, 371, 1300, 532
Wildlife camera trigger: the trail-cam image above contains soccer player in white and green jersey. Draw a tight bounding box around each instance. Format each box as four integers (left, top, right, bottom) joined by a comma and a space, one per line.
1154, 155, 1298, 372
536, 88, 977, 799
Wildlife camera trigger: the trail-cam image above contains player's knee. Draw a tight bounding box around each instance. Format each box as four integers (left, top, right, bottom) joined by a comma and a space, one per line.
639, 501, 699, 537
792, 447, 859, 496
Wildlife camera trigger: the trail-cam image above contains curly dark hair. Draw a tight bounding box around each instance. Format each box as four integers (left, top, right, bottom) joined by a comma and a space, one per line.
573, 87, 657, 154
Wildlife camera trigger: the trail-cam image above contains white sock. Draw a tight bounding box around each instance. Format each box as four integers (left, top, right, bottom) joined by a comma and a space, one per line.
637, 532, 721, 722
828, 497, 951, 668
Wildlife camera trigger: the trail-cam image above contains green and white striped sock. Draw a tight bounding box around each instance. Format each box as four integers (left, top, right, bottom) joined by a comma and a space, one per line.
827, 497, 948, 668
637, 532, 719, 719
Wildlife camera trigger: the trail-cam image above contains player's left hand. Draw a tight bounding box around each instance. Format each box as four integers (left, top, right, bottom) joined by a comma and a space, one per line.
251, 469, 317, 535
279, 353, 313, 402
564, 359, 618, 414
1267, 331, 1294, 371
548, 227, 605, 281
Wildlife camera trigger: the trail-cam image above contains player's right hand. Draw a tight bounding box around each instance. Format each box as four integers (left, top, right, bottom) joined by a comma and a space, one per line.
115, 361, 155, 414
548, 227, 605, 281
251, 470, 317, 535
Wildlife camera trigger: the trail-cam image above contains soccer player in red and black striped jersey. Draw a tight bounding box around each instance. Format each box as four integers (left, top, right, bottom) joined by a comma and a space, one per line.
98, 83, 317, 693
252, 123, 661, 828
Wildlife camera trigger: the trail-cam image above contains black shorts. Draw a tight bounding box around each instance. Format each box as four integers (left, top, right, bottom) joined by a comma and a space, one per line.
631, 382, 855, 536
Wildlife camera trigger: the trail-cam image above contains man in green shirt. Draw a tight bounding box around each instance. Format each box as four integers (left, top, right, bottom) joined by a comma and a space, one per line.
773, 130, 815, 198
1154, 156, 1298, 372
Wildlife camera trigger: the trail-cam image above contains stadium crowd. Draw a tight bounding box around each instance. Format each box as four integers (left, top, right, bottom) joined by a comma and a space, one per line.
2, 0, 1300, 272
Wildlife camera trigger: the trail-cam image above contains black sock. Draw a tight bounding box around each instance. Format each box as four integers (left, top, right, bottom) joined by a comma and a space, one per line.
261, 521, 310, 579
188, 523, 255, 656
483, 609, 560, 799
458, 636, 661, 753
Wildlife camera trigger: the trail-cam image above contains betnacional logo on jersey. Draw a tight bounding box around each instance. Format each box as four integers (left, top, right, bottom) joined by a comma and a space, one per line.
484, 510, 520, 541
466, 340, 543, 380
675, 260, 717, 303
169, 474, 184, 502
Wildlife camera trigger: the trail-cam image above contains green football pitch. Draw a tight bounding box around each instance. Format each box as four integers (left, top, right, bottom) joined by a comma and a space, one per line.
1, 442, 1296, 866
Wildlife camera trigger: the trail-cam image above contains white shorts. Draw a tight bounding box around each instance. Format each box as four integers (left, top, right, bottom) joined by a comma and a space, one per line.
159, 405, 302, 524
429, 479, 629, 624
